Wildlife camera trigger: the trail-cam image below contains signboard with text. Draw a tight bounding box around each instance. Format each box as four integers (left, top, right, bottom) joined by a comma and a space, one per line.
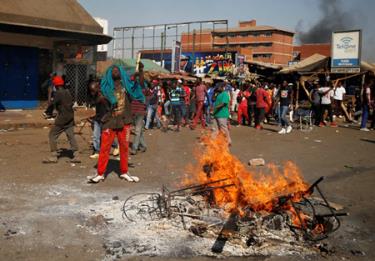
331, 30, 361, 73
171, 40, 181, 73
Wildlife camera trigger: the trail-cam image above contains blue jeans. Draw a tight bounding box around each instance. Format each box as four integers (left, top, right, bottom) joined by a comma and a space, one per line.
93, 120, 101, 153
205, 105, 212, 124
92, 120, 118, 153
132, 114, 147, 151
164, 101, 171, 116
145, 104, 161, 129
361, 104, 369, 128
171, 104, 183, 126
280, 105, 290, 127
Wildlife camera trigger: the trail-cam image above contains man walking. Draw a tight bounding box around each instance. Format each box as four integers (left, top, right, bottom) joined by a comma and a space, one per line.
130, 83, 148, 155
318, 82, 337, 127
333, 81, 346, 119
360, 79, 373, 131
213, 83, 231, 146
145, 80, 161, 130
191, 79, 207, 129
169, 80, 185, 132
43, 76, 80, 163
277, 81, 293, 134
255, 83, 269, 130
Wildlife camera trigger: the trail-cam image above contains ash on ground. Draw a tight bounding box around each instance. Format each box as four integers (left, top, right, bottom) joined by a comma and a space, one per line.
81, 193, 319, 260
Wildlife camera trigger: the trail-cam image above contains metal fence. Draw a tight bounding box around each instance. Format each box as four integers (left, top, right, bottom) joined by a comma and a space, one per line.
112, 20, 229, 61
65, 64, 92, 106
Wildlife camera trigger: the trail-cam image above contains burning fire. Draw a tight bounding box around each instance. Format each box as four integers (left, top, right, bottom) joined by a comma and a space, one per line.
184, 134, 311, 227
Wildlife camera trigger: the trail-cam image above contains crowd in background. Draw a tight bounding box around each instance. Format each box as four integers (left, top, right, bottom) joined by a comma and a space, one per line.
41, 63, 374, 182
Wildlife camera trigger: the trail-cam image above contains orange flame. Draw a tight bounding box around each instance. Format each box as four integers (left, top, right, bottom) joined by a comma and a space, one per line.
183, 134, 311, 225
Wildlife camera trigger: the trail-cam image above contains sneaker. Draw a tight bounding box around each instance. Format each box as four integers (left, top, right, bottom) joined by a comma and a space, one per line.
319, 122, 325, 127
112, 147, 119, 156
330, 122, 338, 128
120, 173, 140, 183
286, 125, 292, 133
89, 153, 99, 159
88, 175, 104, 183
278, 128, 286, 134
255, 125, 262, 130
139, 147, 147, 153
130, 149, 137, 155
360, 128, 370, 132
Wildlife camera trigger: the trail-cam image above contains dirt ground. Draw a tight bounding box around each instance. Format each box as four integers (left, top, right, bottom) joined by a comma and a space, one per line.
0, 121, 374, 261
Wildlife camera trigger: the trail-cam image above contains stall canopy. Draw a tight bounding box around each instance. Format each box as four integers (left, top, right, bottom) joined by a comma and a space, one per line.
279, 54, 329, 74
280, 53, 375, 75
115, 59, 170, 75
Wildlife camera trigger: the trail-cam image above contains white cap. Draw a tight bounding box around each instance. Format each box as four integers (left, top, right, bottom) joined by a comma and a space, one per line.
178, 79, 183, 83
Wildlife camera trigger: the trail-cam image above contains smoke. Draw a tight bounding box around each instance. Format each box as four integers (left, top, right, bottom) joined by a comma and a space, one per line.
297, 0, 354, 44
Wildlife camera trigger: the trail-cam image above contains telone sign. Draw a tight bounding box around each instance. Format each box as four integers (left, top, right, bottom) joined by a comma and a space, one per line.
331, 30, 361, 68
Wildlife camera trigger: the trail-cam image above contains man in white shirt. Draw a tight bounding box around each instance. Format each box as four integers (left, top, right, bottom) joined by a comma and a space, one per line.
333, 81, 346, 119
318, 83, 337, 127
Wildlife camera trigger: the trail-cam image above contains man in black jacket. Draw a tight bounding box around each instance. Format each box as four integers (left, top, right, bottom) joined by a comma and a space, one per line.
43, 76, 80, 163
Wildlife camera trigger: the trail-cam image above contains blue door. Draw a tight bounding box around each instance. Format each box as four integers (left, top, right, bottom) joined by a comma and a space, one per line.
0, 44, 39, 109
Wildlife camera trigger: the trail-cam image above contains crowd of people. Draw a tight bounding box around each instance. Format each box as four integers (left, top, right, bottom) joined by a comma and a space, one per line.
41, 62, 375, 184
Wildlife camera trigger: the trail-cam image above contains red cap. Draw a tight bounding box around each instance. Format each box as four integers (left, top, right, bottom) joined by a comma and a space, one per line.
52, 76, 64, 86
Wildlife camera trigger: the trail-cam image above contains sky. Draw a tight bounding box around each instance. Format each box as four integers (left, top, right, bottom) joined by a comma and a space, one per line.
78, 0, 375, 62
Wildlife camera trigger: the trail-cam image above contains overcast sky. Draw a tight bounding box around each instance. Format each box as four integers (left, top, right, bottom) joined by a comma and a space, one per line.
78, 0, 375, 62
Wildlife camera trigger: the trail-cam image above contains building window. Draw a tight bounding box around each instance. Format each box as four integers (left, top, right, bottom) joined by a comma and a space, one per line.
264, 32, 272, 37
253, 53, 272, 58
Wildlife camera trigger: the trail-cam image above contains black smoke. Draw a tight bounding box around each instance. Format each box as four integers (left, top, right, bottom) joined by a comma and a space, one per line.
297, 0, 354, 44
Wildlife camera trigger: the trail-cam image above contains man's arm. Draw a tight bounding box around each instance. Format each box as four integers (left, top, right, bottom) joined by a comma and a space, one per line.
52, 91, 61, 107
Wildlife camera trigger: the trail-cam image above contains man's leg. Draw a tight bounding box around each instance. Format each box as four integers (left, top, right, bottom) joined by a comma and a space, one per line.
192, 101, 203, 128
320, 105, 327, 124
327, 104, 334, 123
280, 106, 288, 127
164, 101, 170, 116
132, 114, 146, 153
92, 120, 101, 153
65, 125, 79, 154
117, 125, 130, 175
360, 105, 369, 129
145, 105, 153, 129
49, 125, 64, 153
44, 125, 64, 162
97, 129, 116, 176
175, 105, 182, 130
217, 118, 231, 145
259, 108, 265, 126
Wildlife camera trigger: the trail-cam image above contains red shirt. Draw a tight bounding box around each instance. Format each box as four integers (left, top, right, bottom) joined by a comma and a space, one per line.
183, 85, 191, 104
256, 88, 268, 108
195, 84, 207, 102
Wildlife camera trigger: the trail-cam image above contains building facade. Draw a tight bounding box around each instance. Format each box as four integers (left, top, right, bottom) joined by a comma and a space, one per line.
0, 0, 111, 109
180, 20, 294, 65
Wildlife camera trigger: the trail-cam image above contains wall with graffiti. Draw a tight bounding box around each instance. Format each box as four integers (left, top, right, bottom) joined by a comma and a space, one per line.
181, 52, 235, 76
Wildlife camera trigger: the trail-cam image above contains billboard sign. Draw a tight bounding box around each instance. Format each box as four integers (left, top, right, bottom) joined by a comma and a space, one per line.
331, 30, 361, 72
171, 41, 181, 73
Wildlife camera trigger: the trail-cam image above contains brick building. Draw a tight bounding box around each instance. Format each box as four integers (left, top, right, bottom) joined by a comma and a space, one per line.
180, 20, 294, 65
293, 43, 331, 61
